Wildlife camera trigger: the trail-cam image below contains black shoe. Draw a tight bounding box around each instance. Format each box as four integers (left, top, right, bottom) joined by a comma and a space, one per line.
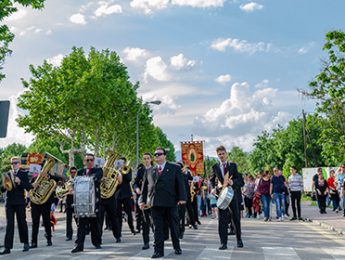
71, 246, 83, 253
142, 243, 150, 250
237, 239, 244, 248
115, 237, 121, 243
151, 252, 164, 258
66, 237, 72, 241
23, 243, 30, 252
192, 224, 198, 230
196, 220, 201, 225
95, 245, 102, 249
290, 217, 297, 221
47, 240, 52, 246
0, 248, 10, 255
30, 243, 37, 249
174, 248, 182, 255
298, 217, 304, 221
219, 244, 227, 250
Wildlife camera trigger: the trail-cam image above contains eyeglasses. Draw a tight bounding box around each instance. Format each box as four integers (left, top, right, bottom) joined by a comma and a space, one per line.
11, 161, 19, 165
154, 152, 164, 157
70, 171, 77, 174
86, 159, 94, 162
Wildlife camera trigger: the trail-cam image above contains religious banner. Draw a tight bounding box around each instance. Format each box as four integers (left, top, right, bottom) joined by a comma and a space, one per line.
181, 141, 204, 176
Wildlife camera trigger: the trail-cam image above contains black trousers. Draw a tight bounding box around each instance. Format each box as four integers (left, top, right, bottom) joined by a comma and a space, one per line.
142, 209, 152, 244
31, 202, 51, 245
99, 197, 120, 239
186, 199, 195, 226
218, 197, 241, 245
244, 196, 253, 216
191, 198, 199, 223
290, 191, 302, 218
76, 217, 101, 248
178, 204, 186, 234
135, 197, 143, 231
66, 207, 74, 239
115, 197, 135, 236
4, 204, 29, 249
152, 206, 180, 254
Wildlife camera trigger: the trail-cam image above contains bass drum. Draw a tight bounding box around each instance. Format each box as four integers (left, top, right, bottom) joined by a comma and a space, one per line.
74, 176, 96, 218
216, 186, 234, 210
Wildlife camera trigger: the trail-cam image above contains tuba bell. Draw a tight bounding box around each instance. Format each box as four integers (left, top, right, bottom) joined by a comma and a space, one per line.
29, 153, 63, 205
100, 151, 119, 199
55, 180, 73, 200
2, 172, 14, 191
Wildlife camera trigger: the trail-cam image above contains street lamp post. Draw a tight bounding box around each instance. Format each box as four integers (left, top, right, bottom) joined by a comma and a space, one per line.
136, 100, 161, 167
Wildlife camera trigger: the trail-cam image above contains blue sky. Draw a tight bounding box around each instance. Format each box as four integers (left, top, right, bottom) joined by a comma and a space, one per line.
0, 0, 344, 156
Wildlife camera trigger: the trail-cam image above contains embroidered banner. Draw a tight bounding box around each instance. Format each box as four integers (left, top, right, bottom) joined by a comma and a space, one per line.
181, 141, 204, 176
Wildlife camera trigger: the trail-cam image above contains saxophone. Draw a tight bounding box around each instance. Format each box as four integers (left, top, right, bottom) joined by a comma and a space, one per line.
100, 151, 120, 199
29, 154, 58, 205
190, 182, 196, 202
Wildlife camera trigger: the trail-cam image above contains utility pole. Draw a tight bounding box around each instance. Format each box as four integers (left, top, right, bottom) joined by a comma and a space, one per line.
302, 110, 308, 167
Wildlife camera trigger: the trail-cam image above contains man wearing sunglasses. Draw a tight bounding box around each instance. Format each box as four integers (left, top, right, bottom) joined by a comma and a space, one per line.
140, 147, 186, 259
0, 157, 31, 255
72, 153, 103, 253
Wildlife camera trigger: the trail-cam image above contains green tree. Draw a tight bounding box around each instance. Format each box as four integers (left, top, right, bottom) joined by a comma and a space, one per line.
0, 143, 27, 172
228, 146, 251, 174
153, 127, 176, 162
302, 30, 345, 164
0, 0, 45, 81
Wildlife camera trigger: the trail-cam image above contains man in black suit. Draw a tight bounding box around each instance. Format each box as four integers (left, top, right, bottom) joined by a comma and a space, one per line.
140, 147, 186, 259
210, 145, 244, 250
72, 153, 103, 253
114, 157, 136, 241
0, 157, 31, 255
65, 166, 77, 241
134, 163, 145, 233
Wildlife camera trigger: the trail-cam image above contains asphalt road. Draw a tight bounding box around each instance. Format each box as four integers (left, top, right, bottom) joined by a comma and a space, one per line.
0, 216, 345, 259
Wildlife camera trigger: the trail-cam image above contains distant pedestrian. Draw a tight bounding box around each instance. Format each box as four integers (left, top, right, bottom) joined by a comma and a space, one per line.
327, 169, 340, 213
243, 175, 255, 218
288, 166, 304, 220
316, 175, 328, 214
270, 168, 286, 221
257, 171, 271, 221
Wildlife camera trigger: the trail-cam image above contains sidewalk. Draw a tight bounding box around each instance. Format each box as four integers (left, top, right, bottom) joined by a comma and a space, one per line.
0, 204, 66, 231
301, 201, 345, 235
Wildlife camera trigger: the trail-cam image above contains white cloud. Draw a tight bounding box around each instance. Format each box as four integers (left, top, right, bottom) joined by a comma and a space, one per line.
46, 29, 53, 35
194, 81, 292, 150
69, 13, 87, 25
239, 2, 264, 13
255, 79, 269, 88
170, 53, 196, 70
171, 0, 225, 8
297, 42, 315, 55
4, 7, 28, 22
123, 47, 149, 62
46, 54, 64, 67
0, 94, 34, 148
94, 1, 122, 17
211, 37, 271, 54
130, 0, 169, 15
215, 74, 231, 84
144, 56, 171, 81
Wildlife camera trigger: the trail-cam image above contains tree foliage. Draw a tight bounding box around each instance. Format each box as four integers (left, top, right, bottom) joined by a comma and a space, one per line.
0, 0, 45, 81
303, 30, 345, 165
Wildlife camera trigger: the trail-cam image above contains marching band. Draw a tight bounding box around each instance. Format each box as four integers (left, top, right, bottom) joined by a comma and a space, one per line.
0, 145, 243, 258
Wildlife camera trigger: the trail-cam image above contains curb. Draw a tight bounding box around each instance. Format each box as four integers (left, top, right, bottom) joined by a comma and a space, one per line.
306, 217, 345, 235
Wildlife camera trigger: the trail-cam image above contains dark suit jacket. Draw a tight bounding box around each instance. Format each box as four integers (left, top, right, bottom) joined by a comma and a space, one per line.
115, 168, 133, 200
210, 162, 244, 201
77, 167, 103, 212
133, 165, 145, 191
140, 162, 186, 208
1, 169, 31, 206
183, 170, 193, 200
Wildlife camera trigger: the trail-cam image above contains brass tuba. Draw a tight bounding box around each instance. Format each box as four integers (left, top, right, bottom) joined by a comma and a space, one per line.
29, 153, 60, 205
56, 180, 73, 200
100, 151, 120, 199
2, 172, 14, 191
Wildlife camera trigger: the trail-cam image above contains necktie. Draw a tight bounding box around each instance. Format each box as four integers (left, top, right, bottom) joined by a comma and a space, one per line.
222, 163, 227, 177
86, 168, 91, 176
157, 166, 162, 176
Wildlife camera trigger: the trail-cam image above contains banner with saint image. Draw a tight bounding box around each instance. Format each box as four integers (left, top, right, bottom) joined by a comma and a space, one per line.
181, 141, 204, 176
